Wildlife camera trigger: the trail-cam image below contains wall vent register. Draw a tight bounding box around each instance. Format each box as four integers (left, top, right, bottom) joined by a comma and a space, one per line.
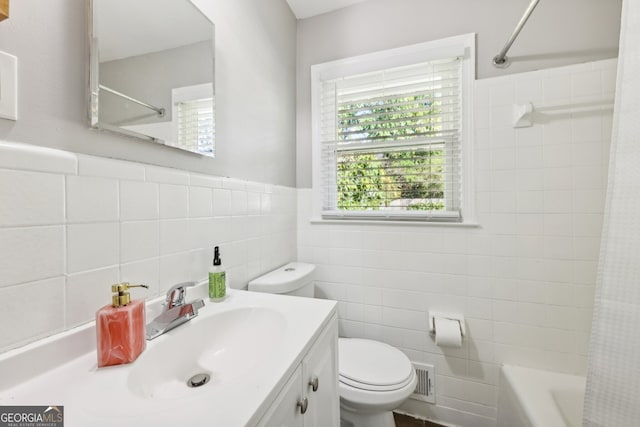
411, 362, 435, 404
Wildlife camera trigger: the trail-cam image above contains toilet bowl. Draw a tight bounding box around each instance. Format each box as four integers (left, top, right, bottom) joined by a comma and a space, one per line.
338, 338, 417, 427
248, 262, 417, 427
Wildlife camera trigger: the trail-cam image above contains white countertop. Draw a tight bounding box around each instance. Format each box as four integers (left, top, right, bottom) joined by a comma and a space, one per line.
0, 287, 337, 427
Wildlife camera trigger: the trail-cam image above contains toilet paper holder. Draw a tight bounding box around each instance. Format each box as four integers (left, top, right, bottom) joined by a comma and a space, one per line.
428, 312, 466, 337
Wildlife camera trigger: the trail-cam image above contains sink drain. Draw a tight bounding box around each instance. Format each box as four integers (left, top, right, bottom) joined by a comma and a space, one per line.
187, 373, 210, 388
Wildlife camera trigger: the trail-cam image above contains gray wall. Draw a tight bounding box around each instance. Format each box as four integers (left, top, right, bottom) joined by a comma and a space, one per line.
296, 0, 623, 188
99, 41, 213, 126
0, 0, 297, 187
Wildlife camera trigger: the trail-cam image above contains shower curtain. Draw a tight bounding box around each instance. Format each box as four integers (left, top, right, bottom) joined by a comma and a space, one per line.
583, 0, 640, 426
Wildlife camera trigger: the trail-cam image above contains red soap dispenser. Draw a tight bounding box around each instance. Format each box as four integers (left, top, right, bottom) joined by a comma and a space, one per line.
96, 283, 148, 368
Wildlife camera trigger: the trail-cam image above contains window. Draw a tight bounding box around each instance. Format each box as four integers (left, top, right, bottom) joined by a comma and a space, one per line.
311, 35, 475, 223
171, 83, 215, 156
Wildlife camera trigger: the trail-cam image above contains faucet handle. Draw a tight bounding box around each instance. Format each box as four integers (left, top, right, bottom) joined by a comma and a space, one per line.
165, 282, 196, 309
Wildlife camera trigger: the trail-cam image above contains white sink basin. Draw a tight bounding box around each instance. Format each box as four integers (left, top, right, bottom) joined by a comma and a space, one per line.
127, 307, 286, 400
0, 288, 337, 427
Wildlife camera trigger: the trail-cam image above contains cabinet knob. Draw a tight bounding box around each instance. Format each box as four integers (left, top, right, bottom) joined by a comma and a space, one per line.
309, 376, 319, 392
297, 397, 309, 414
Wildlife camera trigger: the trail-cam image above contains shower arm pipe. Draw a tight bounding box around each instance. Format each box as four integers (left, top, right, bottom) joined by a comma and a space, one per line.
99, 84, 166, 117
493, 0, 541, 68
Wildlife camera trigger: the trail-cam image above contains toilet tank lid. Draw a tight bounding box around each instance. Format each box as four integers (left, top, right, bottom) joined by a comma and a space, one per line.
248, 262, 316, 294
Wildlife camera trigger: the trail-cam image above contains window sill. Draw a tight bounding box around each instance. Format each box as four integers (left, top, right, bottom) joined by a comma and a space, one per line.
308, 217, 480, 228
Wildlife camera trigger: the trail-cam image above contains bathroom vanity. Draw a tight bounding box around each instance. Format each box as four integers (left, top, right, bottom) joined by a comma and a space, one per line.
257, 319, 338, 427
0, 287, 339, 427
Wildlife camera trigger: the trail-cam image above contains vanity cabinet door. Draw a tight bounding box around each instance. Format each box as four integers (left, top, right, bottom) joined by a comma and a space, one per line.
257, 366, 304, 427
302, 321, 339, 427
256, 316, 339, 427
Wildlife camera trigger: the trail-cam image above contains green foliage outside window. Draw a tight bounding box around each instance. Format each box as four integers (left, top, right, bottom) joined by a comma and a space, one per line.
336, 93, 446, 211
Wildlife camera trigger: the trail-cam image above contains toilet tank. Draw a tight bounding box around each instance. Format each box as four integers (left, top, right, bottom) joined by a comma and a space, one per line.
248, 262, 316, 298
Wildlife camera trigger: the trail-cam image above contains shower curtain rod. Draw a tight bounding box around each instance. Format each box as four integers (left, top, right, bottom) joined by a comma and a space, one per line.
493, 0, 540, 68
99, 84, 166, 117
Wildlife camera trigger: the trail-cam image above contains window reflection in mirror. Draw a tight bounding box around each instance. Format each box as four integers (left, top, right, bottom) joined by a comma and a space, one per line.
90, 0, 215, 156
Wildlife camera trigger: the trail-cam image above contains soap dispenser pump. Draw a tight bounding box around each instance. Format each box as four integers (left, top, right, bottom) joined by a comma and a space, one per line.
96, 283, 148, 368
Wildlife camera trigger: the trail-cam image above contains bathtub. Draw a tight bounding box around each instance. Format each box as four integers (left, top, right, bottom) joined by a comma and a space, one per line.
497, 365, 586, 427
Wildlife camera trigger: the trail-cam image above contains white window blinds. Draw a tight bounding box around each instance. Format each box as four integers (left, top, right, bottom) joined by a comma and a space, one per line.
319, 57, 463, 221
176, 97, 215, 156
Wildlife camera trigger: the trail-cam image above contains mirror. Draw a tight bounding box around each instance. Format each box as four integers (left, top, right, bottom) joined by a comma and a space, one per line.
89, 0, 215, 156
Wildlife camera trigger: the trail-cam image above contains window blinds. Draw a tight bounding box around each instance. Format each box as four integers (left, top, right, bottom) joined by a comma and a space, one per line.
176, 97, 215, 156
319, 57, 463, 221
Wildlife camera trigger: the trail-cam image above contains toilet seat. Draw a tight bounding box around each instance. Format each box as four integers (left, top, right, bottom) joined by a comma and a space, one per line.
338, 338, 414, 392
339, 374, 415, 392
338, 338, 417, 414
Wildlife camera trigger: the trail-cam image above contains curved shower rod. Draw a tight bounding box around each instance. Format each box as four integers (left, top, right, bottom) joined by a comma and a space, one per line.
493, 0, 541, 68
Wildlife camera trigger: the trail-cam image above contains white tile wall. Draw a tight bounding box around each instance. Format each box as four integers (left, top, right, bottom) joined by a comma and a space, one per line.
120, 181, 159, 221
298, 59, 616, 427
0, 170, 64, 226
0, 142, 297, 353
121, 221, 160, 263
159, 184, 189, 219
0, 226, 65, 287
66, 223, 120, 273
66, 176, 119, 223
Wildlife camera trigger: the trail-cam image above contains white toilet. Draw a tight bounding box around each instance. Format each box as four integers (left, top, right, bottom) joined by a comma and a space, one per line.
248, 262, 417, 427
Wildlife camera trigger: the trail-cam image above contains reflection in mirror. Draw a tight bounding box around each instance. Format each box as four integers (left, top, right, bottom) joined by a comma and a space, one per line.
90, 0, 215, 156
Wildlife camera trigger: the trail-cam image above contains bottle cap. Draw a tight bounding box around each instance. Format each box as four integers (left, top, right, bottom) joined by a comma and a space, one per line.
111, 283, 149, 307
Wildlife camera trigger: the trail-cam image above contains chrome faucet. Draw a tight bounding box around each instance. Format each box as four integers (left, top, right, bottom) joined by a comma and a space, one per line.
146, 282, 205, 340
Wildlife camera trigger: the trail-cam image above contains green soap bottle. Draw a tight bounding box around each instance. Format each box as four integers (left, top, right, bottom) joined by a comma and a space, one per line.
209, 246, 226, 302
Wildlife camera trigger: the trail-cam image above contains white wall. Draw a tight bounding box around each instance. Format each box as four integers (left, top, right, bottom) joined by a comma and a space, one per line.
298, 59, 616, 427
584, 0, 640, 424
0, 0, 297, 187
296, 0, 622, 188
0, 141, 297, 353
